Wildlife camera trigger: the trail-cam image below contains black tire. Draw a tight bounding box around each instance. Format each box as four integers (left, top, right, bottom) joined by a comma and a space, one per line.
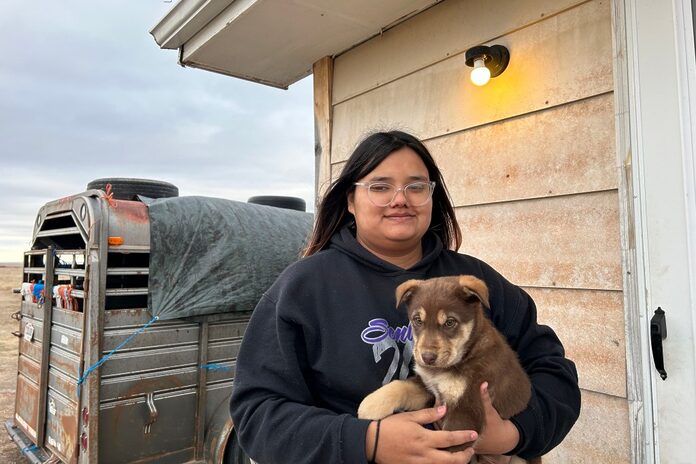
223, 429, 252, 464
87, 178, 179, 201
247, 195, 306, 212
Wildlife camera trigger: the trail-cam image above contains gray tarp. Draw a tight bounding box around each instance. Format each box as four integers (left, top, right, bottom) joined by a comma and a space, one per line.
146, 196, 313, 320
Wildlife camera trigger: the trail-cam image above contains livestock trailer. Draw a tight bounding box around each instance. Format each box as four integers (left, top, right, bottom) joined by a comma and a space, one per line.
5, 179, 311, 463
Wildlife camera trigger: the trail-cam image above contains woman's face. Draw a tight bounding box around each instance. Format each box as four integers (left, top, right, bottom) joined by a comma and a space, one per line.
347, 147, 433, 258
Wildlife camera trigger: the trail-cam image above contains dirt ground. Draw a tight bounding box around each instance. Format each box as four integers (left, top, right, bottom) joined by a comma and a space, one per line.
0, 265, 28, 463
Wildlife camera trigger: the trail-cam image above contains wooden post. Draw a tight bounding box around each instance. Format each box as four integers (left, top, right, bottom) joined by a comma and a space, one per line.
313, 56, 334, 205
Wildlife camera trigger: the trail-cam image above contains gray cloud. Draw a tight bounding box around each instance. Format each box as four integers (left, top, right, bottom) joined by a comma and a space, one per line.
0, 1, 315, 262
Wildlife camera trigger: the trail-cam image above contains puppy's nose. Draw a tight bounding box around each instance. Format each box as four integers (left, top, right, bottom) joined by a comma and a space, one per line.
421, 352, 438, 365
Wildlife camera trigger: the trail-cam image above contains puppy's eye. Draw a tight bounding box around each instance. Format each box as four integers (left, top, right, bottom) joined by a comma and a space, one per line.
412, 316, 423, 326
444, 318, 457, 328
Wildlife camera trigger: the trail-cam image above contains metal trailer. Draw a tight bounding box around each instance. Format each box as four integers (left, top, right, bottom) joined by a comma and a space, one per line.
5, 188, 255, 463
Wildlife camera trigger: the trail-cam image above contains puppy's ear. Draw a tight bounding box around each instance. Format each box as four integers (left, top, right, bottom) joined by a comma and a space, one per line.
458, 275, 490, 309
395, 279, 421, 308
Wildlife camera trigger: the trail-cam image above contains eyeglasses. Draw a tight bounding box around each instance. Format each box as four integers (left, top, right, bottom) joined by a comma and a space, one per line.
353, 181, 436, 207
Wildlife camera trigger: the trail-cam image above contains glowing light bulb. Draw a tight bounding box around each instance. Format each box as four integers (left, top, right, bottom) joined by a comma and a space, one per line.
470, 57, 490, 86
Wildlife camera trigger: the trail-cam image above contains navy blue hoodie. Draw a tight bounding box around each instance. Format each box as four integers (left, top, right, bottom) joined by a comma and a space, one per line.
230, 227, 580, 463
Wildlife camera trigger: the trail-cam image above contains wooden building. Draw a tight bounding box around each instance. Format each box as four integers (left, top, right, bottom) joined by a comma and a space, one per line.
152, 0, 696, 461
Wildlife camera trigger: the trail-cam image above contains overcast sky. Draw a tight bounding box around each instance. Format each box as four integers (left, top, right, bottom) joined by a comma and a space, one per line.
0, 1, 315, 263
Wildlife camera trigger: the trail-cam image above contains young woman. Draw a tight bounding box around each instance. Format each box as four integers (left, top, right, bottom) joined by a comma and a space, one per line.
230, 131, 580, 464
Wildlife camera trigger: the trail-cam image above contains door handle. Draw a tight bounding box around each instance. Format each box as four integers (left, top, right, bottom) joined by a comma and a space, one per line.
650, 307, 667, 380
144, 392, 158, 434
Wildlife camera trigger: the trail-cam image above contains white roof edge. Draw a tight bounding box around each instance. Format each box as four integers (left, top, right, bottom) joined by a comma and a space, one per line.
184, 60, 309, 89
151, 0, 441, 88
181, 0, 258, 61
150, 0, 234, 49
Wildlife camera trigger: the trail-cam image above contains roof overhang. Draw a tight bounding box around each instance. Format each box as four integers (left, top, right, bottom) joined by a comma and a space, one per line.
150, 0, 439, 89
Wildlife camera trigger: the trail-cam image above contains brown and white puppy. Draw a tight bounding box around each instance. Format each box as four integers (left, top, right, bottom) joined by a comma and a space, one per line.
358, 275, 537, 464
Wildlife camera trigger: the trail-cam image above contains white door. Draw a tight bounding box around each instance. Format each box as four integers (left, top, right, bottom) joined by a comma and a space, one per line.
623, 0, 696, 461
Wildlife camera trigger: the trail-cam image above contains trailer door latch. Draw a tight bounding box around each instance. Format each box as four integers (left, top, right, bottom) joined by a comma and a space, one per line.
650, 307, 668, 380
144, 392, 158, 434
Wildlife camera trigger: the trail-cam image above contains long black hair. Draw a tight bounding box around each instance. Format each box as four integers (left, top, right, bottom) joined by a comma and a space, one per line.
303, 130, 461, 256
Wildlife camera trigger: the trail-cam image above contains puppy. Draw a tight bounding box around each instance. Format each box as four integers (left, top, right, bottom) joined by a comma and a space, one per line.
358, 275, 538, 464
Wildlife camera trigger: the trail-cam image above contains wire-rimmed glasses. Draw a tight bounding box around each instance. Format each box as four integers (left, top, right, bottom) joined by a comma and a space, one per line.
353, 181, 436, 207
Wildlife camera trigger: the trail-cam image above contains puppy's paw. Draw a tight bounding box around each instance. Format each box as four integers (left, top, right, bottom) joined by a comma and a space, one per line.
358, 379, 433, 419
357, 388, 402, 420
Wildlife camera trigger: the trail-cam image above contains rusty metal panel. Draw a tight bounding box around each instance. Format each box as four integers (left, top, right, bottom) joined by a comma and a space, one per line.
84, 200, 108, 464
47, 369, 78, 402
52, 307, 83, 331
208, 341, 241, 364
18, 336, 42, 364
14, 247, 55, 446
331, 0, 613, 161
525, 287, 626, 398
546, 390, 630, 463
456, 190, 622, 290
19, 339, 41, 363
100, 369, 199, 402
44, 390, 78, 463
106, 199, 150, 249
46, 305, 83, 451
102, 321, 199, 352
44, 295, 82, 462
100, 345, 199, 377
204, 384, 232, 426
202, 317, 249, 458
427, 93, 617, 207
48, 347, 80, 379
203, 316, 249, 434
100, 306, 200, 403
332, 0, 587, 104
19, 317, 44, 347
194, 320, 209, 459
17, 356, 40, 385
50, 325, 81, 356
207, 320, 247, 341
99, 390, 197, 463
14, 375, 40, 440
206, 365, 237, 384
20, 301, 43, 321
104, 308, 154, 326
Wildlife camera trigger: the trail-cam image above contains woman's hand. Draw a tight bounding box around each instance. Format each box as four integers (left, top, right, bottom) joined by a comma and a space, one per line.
365, 405, 477, 463
473, 382, 520, 457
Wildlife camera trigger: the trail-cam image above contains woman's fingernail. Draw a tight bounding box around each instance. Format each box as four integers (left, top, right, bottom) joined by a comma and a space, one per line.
471, 431, 478, 440
437, 405, 446, 414
483, 382, 488, 392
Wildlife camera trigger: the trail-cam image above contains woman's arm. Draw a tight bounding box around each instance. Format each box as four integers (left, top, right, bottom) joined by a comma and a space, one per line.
230, 294, 372, 463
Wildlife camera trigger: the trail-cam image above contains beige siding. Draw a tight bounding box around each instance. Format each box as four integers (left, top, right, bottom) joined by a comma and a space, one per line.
426, 93, 617, 206
320, 0, 627, 460
330, 0, 613, 162
544, 390, 630, 463
332, 0, 588, 104
456, 191, 622, 290
527, 287, 626, 397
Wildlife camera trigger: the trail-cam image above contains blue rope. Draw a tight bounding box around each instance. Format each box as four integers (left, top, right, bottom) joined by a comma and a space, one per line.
200, 362, 231, 371
22, 444, 39, 453
77, 315, 159, 387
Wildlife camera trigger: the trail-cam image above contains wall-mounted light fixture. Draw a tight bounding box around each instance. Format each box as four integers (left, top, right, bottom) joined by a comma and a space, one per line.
464, 45, 510, 86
